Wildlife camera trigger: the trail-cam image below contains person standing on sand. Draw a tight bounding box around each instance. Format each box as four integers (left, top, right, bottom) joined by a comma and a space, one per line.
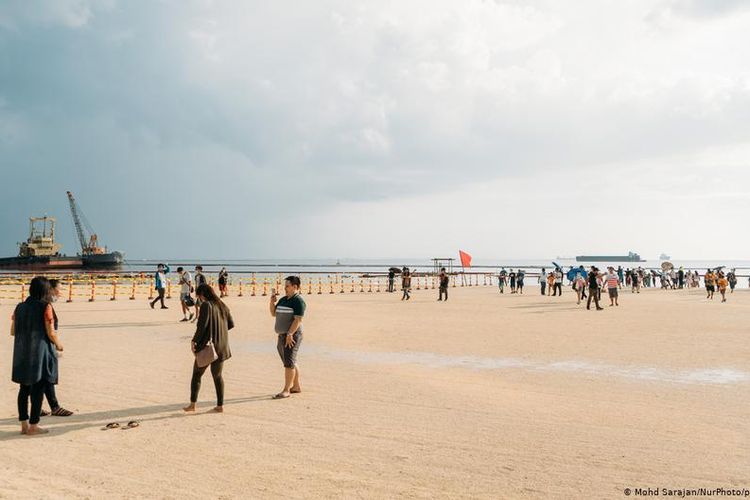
39, 279, 73, 417
516, 269, 525, 294
218, 267, 229, 298
183, 284, 233, 413
605, 267, 620, 307
269, 276, 305, 399
177, 267, 194, 322
574, 273, 586, 305
586, 266, 603, 310
704, 269, 715, 300
192, 265, 207, 323
617, 266, 624, 289
438, 267, 449, 301
546, 271, 555, 296
498, 268, 507, 293
727, 269, 737, 293
401, 267, 412, 300
388, 269, 395, 293
717, 272, 729, 303
11, 277, 62, 435
509, 269, 517, 293
552, 268, 563, 296
538, 268, 546, 296
150, 263, 170, 309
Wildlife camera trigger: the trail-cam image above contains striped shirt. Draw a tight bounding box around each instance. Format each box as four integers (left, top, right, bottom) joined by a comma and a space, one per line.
606, 273, 619, 289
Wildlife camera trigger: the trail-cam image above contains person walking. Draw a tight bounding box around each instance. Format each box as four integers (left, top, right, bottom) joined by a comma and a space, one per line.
269, 276, 306, 399
574, 273, 586, 305
438, 267, 449, 301
508, 270, 517, 293
39, 279, 73, 417
401, 267, 412, 301
218, 267, 229, 298
150, 263, 170, 309
192, 265, 207, 322
183, 284, 234, 413
717, 271, 729, 303
538, 268, 546, 296
552, 268, 563, 296
704, 269, 715, 300
586, 266, 603, 310
177, 267, 194, 321
11, 277, 62, 435
728, 269, 737, 293
605, 267, 620, 307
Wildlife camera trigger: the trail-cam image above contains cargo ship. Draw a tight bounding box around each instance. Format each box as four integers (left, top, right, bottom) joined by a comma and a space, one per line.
0, 192, 124, 271
0, 216, 83, 270
575, 251, 645, 263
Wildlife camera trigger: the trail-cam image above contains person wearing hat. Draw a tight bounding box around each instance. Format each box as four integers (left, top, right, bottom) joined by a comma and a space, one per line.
605, 266, 620, 306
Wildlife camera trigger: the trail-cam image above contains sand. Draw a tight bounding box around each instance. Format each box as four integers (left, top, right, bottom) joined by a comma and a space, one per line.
1, 284, 748, 499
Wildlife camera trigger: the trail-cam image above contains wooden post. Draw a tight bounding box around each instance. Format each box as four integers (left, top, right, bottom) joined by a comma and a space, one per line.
130, 279, 136, 300
67, 279, 74, 303
89, 280, 95, 302
110, 280, 117, 301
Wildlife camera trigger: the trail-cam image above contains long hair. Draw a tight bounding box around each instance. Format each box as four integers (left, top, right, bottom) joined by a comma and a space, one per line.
28, 276, 51, 301
196, 283, 229, 318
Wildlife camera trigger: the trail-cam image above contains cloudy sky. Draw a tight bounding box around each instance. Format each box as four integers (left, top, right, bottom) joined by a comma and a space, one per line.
1, 0, 749, 261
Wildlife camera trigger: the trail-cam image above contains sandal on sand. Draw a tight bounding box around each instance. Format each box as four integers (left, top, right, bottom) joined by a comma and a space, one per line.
51, 407, 74, 417
272, 393, 290, 399
40, 410, 51, 417
122, 420, 140, 430
101, 422, 120, 430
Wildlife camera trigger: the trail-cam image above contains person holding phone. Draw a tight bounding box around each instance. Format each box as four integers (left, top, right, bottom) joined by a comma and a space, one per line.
269, 276, 306, 399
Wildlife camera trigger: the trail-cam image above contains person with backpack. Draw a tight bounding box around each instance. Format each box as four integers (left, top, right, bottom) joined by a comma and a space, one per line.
218, 267, 229, 298
177, 267, 194, 322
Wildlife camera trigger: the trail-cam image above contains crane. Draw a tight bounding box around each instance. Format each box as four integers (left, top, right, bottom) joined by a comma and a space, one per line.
66, 191, 106, 255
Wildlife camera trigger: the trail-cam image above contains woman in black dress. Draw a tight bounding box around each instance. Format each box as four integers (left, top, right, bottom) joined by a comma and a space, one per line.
11, 277, 63, 435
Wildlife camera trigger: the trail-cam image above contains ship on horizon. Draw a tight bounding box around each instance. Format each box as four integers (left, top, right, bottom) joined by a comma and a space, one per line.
0, 192, 123, 271
575, 251, 645, 263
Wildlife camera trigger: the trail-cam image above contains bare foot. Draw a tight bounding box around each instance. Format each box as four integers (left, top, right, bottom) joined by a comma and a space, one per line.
26, 425, 49, 435
20, 421, 29, 435
183, 404, 196, 412
290, 387, 301, 394
210, 406, 223, 413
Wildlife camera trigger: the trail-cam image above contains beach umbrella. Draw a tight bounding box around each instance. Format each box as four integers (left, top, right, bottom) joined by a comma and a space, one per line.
661, 261, 674, 272
388, 267, 402, 274
713, 265, 725, 272
566, 268, 587, 281
552, 261, 562, 270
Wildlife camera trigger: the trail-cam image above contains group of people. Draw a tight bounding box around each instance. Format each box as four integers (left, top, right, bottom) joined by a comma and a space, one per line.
10, 273, 306, 436
150, 264, 229, 321
497, 269, 527, 294
10, 277, 74, 435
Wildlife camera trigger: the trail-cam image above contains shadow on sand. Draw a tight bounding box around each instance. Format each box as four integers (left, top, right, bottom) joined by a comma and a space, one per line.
0, 395, 275, 440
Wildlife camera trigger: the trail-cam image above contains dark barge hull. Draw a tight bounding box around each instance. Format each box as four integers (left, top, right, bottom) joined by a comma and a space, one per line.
0, 252, 124, 270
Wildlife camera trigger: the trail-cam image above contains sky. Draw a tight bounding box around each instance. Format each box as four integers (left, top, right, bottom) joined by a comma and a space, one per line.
1, 0, 749, 261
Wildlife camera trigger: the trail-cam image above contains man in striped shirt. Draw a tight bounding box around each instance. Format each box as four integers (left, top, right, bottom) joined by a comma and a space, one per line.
605, 266, 620, 307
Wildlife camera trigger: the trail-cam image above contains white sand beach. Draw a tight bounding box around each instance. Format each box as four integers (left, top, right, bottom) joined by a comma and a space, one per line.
1, 286, 748, 499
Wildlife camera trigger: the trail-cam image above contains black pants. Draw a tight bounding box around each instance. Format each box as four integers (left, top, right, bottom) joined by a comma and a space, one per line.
540, 282, 546, 295
402, 289, 410, 300
151, 287, 166, 308
18, 381, 46, 424
388, 279, 394, 292
439, 286, 448, 301
44, 383, 59, 410
587, 287, 601, 309
190, 360, 224, 406
553, 283, 562, 296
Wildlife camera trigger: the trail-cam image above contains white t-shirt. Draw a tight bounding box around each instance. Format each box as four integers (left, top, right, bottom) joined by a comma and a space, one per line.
180, 271, 193, 294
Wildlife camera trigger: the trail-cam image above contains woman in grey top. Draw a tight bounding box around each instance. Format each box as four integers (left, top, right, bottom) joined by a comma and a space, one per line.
183, 284, 234, 413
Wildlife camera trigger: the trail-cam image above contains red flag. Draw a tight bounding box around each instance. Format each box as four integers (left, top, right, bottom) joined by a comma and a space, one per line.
459, 250, 472, 268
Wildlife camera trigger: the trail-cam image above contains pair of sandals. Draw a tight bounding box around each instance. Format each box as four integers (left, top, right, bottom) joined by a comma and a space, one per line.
101, 420, 140, 431
40, 407, 74, 417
